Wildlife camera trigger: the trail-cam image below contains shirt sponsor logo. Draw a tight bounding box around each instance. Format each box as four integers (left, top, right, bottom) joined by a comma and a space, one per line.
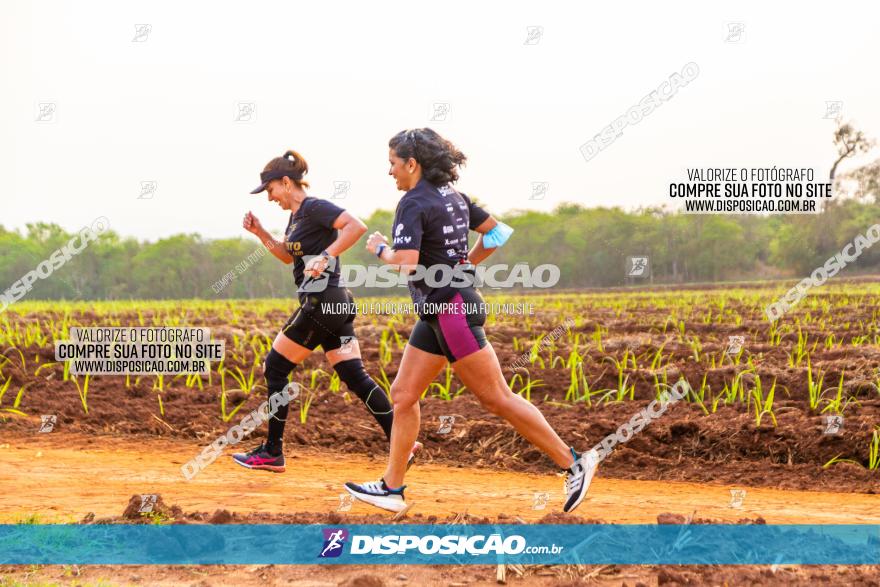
395, 223, 405, 236
443, 225, 454, 234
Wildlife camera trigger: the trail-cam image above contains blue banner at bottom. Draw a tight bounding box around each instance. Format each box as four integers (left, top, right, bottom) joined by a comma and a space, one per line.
1, 524, 878, 565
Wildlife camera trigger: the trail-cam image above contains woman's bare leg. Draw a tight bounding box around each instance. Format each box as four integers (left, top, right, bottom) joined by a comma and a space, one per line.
451, 343, 574, 469
382, 344, 446, 487
271, 330, 313, 363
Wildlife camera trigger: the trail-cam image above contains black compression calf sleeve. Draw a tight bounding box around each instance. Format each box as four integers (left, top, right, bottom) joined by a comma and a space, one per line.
264, 349, 297, 454
333, 358, 393, 440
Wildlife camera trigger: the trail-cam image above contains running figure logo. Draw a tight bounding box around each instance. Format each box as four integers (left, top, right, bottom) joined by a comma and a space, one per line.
725, 335, 745, 355
524, 26, 544, 45
532, 492, 549, 510
430, 102, 450, 122
337, 494, 354, 512
331, 181, 351, 200
725, 22, 745, 43
138, 181, 158, 200
132, 24, 152, 42
339, 336, 355, 354
234, 102, 257, 123
529, 182, 549, 200
823, 101, 843, 121
319, 528, 349, 558
627, 256, 649, 277
138, 494, 158, 513
35, 102, 57, 123
437, 415, 456, 434
729, 489, 746, 508
38, 415, 57, 433
823, 415, 843, 435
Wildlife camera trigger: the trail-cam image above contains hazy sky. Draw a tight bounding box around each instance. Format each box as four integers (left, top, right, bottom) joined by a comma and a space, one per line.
3, 1, 879, 241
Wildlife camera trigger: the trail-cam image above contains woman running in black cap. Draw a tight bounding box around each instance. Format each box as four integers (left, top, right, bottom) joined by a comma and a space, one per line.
233, 149, 419, 472
344, 129, 598, 513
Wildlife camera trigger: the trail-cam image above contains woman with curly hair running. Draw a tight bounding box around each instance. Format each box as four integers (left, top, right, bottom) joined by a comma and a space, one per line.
344, 130, 598, 512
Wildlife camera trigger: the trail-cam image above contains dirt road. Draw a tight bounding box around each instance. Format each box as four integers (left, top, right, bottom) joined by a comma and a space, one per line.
1, 432, 878, 524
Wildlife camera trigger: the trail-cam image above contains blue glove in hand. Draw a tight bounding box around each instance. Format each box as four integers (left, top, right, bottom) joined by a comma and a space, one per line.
482, 221, 514, 248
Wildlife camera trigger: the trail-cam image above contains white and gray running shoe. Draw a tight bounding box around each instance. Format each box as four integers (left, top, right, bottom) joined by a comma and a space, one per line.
344, 478, 407, 512
563, 448, 599, 513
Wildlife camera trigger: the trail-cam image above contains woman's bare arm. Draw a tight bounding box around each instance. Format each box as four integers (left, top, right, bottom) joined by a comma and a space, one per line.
366, 231, 420, 274
243, 211, 294, 264
325, 211, 367, 257
468, 216, 499, 265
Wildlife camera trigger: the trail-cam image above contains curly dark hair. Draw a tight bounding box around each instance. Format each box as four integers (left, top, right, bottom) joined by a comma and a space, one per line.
389, 128, 467, 186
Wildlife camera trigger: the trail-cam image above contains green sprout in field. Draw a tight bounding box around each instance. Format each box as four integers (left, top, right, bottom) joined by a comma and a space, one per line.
602, 352, 635, 402
767, 321, 783, 347
824, 427, 880, 471
869, 426, 880, 471
299, 386, 316, 423
591, 324, 606, 353
227, 364, 259, 394
564, 354, 583, 402
0, 378, 29, 418
747, 375, 777, 427
821, 372, 859, 415
220, 388, 247, 422
687, 336, 702, 362
0, 377, 12, 406
428, 364, 460, 400
71, 374, 91, 414
374, 365, 393, 396
719, 368, 753, 407
806, 357, 825, 411
688, 372, 711, 415
379, 329, 394, 366
787, 327, 816, 368
649, 343, 667, 371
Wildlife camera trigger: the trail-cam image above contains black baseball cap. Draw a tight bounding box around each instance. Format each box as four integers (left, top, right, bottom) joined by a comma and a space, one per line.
250, 169, 303, 194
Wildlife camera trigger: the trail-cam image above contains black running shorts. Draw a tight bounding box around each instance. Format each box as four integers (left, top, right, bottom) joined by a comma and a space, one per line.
280, 286, 356, 351
407, 287, 488, 363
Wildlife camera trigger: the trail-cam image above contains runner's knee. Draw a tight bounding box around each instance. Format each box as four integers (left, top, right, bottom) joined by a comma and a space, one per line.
389, 381, 420, 409
333, 358, 370, 388
477, 385, 515, 415
479, 394, 505, 415
264, 348, 297, 393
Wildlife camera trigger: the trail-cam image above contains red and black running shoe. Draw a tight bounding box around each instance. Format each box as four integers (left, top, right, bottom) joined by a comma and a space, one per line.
232, 442, 286, 472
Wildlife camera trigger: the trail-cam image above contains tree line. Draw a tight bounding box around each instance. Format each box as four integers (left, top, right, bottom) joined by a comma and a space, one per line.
2, 197, 879, 303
